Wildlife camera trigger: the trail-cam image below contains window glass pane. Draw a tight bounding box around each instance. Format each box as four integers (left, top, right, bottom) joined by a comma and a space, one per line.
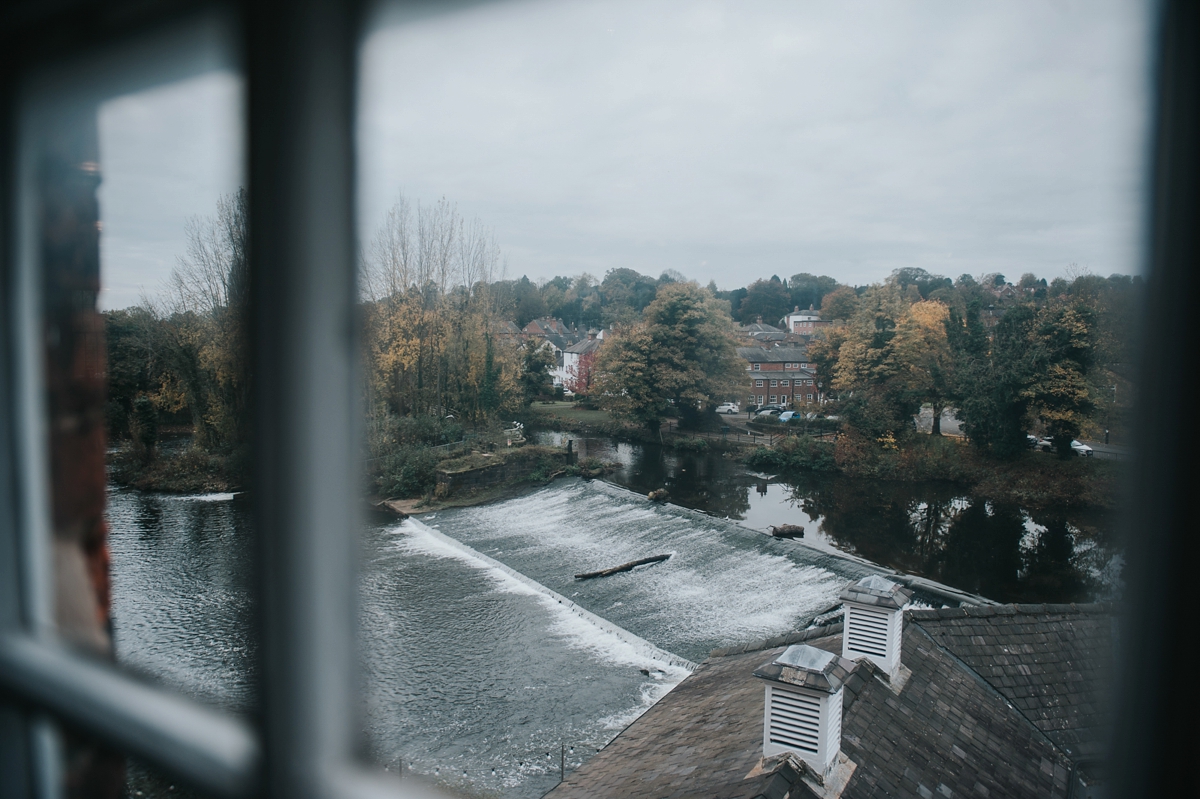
358, 1, 1149, 797
14, 16, 247, 794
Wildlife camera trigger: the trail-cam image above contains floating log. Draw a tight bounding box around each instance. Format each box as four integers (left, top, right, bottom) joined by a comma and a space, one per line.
768, 524, 805, 539
575, 554, 671, 580
647, 488, 670, 502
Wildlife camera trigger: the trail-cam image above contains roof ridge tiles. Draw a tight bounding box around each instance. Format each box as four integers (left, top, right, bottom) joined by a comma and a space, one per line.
905, 602, 1114, 623
708, 622, 844, 660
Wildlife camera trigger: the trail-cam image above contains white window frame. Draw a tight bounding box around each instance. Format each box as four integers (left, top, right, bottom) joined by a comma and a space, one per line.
1, 0, 1192, 795
0, 3, 437, 798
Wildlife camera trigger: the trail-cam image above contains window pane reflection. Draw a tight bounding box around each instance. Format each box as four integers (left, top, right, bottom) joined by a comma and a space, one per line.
17, 23, 246, 796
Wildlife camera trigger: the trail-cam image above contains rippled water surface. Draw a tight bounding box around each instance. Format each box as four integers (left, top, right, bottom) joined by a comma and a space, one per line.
107, 427, 1120, 798
536, 432, 1123, 603
107, 479, 873, 798
422, 480, 876, 663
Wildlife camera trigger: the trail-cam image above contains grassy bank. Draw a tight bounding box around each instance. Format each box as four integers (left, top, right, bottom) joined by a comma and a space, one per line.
746, 432, 1122, 510
522, 401, 641, 439
109, 445, 246, 494
523, 401, 746, 453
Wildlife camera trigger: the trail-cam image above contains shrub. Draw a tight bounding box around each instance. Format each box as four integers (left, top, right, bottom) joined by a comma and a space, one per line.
746, 435, 837, 473
376, 446, 439, 497
672, 437, 710, 452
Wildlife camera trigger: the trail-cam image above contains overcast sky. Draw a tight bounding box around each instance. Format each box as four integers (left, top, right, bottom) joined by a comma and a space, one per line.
97, 0, 1154, 310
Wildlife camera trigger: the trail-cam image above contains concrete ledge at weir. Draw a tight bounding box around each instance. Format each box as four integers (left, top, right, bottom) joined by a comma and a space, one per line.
402, 518, 700, 672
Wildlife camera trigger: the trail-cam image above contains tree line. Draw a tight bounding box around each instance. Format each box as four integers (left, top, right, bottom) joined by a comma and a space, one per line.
104, 190, 1142, 491
809, 269, 1141, 457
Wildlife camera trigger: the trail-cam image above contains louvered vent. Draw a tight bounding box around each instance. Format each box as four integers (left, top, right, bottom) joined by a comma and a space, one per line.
846, 606, 889, 658
768, 687, 821, 754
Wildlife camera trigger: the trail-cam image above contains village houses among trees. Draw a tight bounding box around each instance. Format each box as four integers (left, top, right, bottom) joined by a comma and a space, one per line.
104, 192, 1140, 498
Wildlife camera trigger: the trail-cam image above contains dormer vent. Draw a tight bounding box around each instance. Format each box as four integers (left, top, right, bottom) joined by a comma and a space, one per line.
753, 644, 854, 774
840, 575, 913, 676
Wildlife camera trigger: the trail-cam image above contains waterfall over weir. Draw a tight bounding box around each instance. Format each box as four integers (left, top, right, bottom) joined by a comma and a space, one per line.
399, 517, 699, 671
422, 478, 879, 663
108, 478, 880, 799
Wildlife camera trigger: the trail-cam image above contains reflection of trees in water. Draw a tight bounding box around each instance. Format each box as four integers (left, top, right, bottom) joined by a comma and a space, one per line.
787, 478, 959, 576
1018, 514, 1093, 603
550, 434, 1109, 603
938, 502, 1026, 600
622, 445, 752, 520
908, 496, 968, 565
134, 493, 165, 538
792, 477, 1097, 603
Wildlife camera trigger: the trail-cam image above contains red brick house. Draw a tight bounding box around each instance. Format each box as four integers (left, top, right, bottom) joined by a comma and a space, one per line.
737, 346, 822, 407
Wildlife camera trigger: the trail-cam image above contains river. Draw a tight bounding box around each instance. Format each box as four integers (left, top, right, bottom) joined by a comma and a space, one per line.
108, 433, 1121, 798
535, 432, 1123, 604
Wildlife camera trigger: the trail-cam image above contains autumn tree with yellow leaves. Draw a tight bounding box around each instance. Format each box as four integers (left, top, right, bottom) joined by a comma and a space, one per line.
360, 194, 523, 423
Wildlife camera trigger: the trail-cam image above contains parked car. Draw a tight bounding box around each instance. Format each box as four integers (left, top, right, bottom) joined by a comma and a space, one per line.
715, 402, 739, 414
778, 411, 796, 422
755, 408, 781, 418
1026, 434, 1040, 449
1038, 437, 1094, 456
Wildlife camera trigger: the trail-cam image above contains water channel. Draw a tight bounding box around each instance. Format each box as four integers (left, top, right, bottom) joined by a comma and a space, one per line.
109, 433, 1122, 798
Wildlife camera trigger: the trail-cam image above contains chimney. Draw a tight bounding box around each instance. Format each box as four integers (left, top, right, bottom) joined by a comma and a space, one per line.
756, 315, 763, 324
754, 645, 853, 773
840, 575, 912, 676
794, 305, 800, 312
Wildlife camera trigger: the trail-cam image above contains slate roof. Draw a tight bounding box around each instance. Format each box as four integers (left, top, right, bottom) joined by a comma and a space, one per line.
564, 337, 603, 356
546, 604, 1112, 799
840, 575, 913, 610
546, 625, 843, 799
737, 347, 811, 364
908, 604, 1115, 763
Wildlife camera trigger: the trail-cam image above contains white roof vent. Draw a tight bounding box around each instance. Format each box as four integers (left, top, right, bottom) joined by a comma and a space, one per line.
753, 644, 854, 774
840, 575, 912, 677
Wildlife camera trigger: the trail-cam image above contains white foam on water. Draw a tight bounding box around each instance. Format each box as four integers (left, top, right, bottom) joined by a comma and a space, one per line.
168, 492, 238, 502
395, 518, 697, 676
444, 480, 857, 651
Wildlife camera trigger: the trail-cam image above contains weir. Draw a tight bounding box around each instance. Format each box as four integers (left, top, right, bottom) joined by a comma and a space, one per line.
403, 518, 699, 672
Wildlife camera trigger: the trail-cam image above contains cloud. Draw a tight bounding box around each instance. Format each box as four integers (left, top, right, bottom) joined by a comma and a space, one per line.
97, 70, 243, 310
91, 0, 1152, 310
358, 0, 1152, 287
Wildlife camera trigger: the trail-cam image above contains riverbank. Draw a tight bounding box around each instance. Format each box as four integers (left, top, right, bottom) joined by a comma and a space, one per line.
527, 404, 1121, 511
374, 446, 616, 513
108, 445, 246, 494
522, 402, 753, 454
747, 432, 1122, 510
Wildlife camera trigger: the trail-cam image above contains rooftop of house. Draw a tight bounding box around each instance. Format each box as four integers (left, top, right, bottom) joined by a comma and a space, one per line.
546, 603, 1114, 799
736, 346, 811, 364
564, 336, 603, 355
524, 317, 575, 339
781, 306, 823, 321
739, 322, 784, 334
